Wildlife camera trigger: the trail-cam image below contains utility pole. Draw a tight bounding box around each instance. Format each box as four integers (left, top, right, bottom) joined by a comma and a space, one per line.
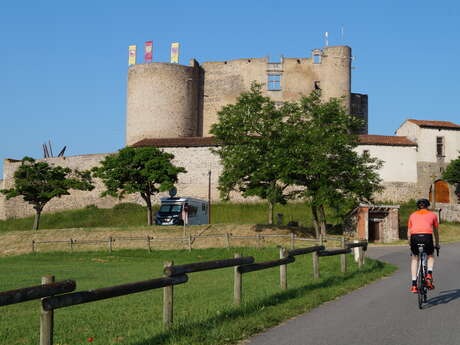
208, 169, 212, 224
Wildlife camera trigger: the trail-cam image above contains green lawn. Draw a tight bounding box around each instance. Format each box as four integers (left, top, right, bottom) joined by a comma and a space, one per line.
0, 248, 395, 345
0, 202, 324, 233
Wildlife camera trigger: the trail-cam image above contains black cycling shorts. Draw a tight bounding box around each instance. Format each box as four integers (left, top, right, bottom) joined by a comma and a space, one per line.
410, 234, 434, 256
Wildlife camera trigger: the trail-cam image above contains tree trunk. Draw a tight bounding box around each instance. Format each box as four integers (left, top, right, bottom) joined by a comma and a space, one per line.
311, 205, 320, 239
33, 210, 41, 231
268, 200, 274, 225
144, 196, 153, 226
319, 204, 327, 237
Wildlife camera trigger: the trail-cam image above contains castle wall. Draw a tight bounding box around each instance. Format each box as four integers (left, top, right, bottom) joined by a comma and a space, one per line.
126, 62, 201, 145
150, 45, 354, 137
125, 46, 356, 142
201, 57, 268, 136
1, 143, 424, 220
1, 155, 124, 220
374, 182, 419, 202
0, 148, 226, 220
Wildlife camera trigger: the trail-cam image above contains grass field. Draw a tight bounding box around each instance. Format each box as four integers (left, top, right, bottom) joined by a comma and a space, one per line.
0, 202, 339, 233
0, 248, 395, 345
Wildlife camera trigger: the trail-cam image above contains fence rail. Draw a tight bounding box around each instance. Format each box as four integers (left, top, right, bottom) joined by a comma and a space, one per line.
3, 239, 368, 345
164, 257, 254, 277
42, 275, 188, 311
0, 280, 76, 307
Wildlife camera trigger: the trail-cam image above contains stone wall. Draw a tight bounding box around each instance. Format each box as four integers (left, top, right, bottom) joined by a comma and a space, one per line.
437, 203, 460, 223
0, 147, 236, 220
373, 182, 418, 202
0, 145, 427, 220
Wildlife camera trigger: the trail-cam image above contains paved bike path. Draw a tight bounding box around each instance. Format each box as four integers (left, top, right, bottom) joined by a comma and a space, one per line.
245, 242, 460, 345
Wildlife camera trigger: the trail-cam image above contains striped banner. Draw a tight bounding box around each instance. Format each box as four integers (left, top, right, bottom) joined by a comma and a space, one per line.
128, 45, 136, 66
170, 42, 179, 64
144, 41, 153, 62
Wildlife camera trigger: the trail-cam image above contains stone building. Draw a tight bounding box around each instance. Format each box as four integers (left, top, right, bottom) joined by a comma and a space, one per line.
1, 45, 459, 221
126, 45, 368, 145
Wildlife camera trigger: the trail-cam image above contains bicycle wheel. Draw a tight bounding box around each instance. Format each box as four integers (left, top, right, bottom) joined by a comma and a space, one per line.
417, 260, 424, 309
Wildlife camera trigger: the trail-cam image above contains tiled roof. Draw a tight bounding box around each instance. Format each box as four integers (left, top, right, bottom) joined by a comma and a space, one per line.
131, 137, 219, 148
358, 135, 416, 146
407, 119, 460, 129
132, 135, 417, 148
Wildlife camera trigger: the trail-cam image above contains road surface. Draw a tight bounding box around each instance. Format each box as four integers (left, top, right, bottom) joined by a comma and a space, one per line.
245, 243, 460, 345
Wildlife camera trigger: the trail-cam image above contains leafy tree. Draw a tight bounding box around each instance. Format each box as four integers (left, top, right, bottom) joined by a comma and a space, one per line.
281, 91, 383, 237
92, 147, 186, 225
442, 156, 460, 184
442, 156, 460, 200
0, 157, 94, 230
210, 82, 291, 224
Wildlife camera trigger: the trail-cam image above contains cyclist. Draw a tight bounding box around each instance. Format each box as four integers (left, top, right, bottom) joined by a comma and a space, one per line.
408, 198, 440, 293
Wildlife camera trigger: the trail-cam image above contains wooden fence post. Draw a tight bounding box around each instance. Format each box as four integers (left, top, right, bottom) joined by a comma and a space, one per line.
256, 234, 261, 249
70, 239, 74, 252
225, 233, 230, 249
279, 247, 287, 290
358, 246, 363, 268
108, 237, 113, 252
32, 240, 35, 254
290, 233, 295, 250
234, 253, 242, 306
361, 246, 366, 266
313, 235, 323, 280
340, 237, 347, 273
188, 234, 192, 252
40, 275, 54, 345
163, 261, 174, 329
147, 236, 151, 252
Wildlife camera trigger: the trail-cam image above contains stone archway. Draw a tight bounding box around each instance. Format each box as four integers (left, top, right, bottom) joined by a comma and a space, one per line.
429, 180, 450, 203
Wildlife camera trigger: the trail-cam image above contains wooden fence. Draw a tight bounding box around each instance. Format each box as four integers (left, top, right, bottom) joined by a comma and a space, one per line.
1, 240, 368, 345
30, 233, 346, 253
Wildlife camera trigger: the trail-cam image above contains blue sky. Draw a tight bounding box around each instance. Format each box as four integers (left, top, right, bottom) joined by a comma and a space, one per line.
1, 1, 459, 176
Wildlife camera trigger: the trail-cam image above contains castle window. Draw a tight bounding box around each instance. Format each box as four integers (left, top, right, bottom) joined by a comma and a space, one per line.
313, 51, 322, 64
436, 136, 445, 157
363, 150, 370, 158
314, 81, 321, 90
268, 74, 281, 91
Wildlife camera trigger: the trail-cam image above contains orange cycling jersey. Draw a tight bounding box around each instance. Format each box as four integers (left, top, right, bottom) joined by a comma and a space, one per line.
408, 209, 439, 235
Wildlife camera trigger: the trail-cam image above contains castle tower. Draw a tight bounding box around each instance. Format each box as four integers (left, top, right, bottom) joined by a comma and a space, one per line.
126, 61, 202, 146
316, 45, 352, 112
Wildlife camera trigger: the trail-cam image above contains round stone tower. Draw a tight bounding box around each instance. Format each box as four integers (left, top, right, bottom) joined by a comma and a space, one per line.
317, 45, 352, 112
126, 62, 201, 146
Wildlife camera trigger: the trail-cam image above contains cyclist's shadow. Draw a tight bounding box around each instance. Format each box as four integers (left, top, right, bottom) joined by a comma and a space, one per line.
425, 289, 460, 308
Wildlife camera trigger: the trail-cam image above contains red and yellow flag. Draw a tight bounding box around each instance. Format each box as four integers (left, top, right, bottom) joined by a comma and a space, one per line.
144, 41, 153, 62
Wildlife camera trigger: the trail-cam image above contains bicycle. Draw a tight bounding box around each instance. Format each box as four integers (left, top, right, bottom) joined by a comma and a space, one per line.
416, 243, 439, 309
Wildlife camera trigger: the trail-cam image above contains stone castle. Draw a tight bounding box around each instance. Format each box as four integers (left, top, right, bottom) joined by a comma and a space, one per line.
1, 45, 459, 221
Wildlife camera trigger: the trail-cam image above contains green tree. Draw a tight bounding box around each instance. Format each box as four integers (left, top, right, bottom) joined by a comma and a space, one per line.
92, 147, 186, 225
442, 155, 460, 200
210, 82, 290, 224
0, 157, 94, 230
281, 91, 383, 237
